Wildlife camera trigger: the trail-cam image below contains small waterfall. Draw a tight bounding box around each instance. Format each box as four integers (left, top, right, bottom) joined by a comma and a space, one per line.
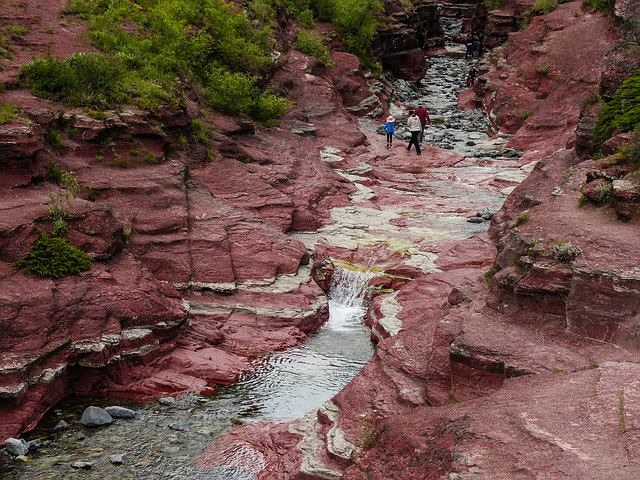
326, 266, 377, 330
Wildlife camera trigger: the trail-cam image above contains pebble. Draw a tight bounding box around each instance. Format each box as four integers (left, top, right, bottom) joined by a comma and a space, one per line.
110, 454, 124, 465
54, 420, 69, 431
159, 397, 176, 406
71, 461, 93, 469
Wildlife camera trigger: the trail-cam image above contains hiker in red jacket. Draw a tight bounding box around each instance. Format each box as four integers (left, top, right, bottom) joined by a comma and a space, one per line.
414, 104, 432, 144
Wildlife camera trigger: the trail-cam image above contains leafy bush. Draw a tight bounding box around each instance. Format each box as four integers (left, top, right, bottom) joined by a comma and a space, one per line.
204, 69, 291, 121
14, 230, 92, 278
484, 0, 508, 9
308, 0, 383, 69
594, 75, 640, 150
295, 30, 333, 66
22, 52, 128, 109
593, 182, 613, 202
583, 0, 608, 13
531, 0, 558, 15
552, 241, 582, 262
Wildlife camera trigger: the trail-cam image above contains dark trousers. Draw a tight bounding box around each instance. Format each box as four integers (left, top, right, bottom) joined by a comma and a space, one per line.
407, 131, 421, 153
466, 45, 474, 58
387, 133, 393, 145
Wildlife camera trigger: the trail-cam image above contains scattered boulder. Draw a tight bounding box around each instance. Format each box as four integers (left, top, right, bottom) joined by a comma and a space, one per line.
104, 406, 136, 419
71, 461, 93, 469
4, 438, 28, 456
54, 420, 69, 431
27, 439, 43, 451
80, 406, 113, 427
110, 454, 124, 465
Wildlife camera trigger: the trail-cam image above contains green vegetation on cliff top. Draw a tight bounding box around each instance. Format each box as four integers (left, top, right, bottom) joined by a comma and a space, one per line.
21, 0, 383, 118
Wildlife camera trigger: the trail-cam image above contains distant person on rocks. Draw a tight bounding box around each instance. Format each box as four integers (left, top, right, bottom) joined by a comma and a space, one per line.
466, 64, 477, 88
476, 31, 485, 57
465, 31, 475, 59
414, 104, 432, 144
406, 110, 422, 155
385, 115, 395, 148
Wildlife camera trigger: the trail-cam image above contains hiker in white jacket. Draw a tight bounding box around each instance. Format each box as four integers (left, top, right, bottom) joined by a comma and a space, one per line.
407, 111, 422, 155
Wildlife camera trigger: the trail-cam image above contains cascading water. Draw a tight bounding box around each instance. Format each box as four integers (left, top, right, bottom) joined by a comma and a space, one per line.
215, 265, 377, 422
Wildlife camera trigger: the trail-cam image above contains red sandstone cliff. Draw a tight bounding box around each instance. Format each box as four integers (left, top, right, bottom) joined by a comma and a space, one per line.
1, 0, 639, 479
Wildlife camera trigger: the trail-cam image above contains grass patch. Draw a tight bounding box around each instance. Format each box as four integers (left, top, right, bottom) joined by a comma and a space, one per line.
484, 267, 497, 287
509, 213, 529, 228
521, 109, 534, 120
537, 64, 550, 76
0, 102, 19, 124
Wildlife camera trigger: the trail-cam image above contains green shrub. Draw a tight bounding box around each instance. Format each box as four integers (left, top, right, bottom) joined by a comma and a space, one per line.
14, 230, 92, 278
484, 0, 508, 9
531, 0, 558, 14
22, 52, 128, 109
308, 0, 383, 69
593, 75, 640, 149
45, 128, 63, 148
295, 30, 333, 67
583, 0, 608, 13
521, 109, 534, 120
552, 241, 582, 262
8, 26, 29, 39
593, 182, 613, 202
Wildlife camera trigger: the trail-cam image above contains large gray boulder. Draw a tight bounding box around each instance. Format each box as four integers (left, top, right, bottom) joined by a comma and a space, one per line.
4, 438, 28, 456
80, 406, 113, 427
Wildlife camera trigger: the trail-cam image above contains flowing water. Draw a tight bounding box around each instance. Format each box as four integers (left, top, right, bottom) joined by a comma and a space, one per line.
214, 267, 376, 421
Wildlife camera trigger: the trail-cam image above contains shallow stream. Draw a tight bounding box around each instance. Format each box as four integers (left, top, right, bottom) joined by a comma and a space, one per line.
0, 268, 376, 480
